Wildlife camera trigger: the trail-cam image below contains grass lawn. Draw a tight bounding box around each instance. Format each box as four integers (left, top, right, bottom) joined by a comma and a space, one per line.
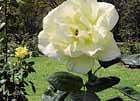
26, 56, 140, 101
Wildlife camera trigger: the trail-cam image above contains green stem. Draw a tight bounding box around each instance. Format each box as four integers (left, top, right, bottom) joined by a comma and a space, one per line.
13, 70, 15, 83
4, 0, 8, 63
93, 66, 102, 74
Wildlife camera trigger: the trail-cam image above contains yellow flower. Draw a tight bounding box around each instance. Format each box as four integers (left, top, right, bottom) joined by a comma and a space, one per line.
38, 0, 121, 74
15, 47, 29, 59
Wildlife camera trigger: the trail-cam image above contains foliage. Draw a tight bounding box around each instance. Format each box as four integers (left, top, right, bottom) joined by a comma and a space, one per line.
0, 1, 36, 100
42, 61, 140, 101
42, 70, 139, 101
86, 75, 120, 92
1, 0, 42, 55
47, 72, 83, 92
0, 0, 5, 28
118, 0, 140, 42
0, 46, 36, 100
22, 56, 140, 101
116, 86, 140, 101
118, 42, 140, 55
121, 54, 140, 68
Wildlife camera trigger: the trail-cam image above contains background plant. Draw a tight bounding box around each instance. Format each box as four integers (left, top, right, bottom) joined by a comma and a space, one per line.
0, 47, 36, 100
0, 0, 36, 100
0, 32, 36, 100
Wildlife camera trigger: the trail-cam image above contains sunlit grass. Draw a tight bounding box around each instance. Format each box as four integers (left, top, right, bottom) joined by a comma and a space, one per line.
26, 56, 140, 101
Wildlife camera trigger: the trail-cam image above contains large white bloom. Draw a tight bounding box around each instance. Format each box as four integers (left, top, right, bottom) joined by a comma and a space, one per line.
38, 0, 121, 74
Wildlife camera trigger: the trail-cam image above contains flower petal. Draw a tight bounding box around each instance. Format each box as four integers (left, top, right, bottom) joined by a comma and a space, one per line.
95, 2, 119, 31
64, 44, 82, 57
38, 42, 58, 58
99, 33, 121, 61
67, 55, 95, 74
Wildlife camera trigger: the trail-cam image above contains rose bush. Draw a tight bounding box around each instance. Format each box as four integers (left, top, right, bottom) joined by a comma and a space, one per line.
0, 46, 36, 100
38, 0, 121, 74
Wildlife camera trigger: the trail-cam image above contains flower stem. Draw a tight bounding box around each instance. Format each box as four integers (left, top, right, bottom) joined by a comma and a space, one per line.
4, 0, 8, 63
93, 66, 102, 74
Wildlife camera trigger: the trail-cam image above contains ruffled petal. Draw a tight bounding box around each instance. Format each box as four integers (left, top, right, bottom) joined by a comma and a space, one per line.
67, 55, 95, 74
95, 2, 119, 31
98, 33, 121, 61
38, 42, 58, 58
64, 44, 82, 57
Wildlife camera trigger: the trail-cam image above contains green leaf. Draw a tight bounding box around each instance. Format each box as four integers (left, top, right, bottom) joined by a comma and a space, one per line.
42, 89, 67, 101
24, 81, 29, 86
0, 79, 6, 84
22, 90, 28, 95
42, 94, 54, 101
28, 61, 35, 66
29, 81, 36, 93
27, 66, 36, 73
0, 22, 5, 31
26, 61, 35, 73
18, 82, 25, 87
0, 38, 4, 43
107, 96, 123, 101
10, 0, 18, 7
65, 91, 100, 101
0, 55, 4, 63
117, 86, 140, 101
99, 57, 121, 68
23, 71, 28, 78
22, 60, 27, 65
48, 72, 83, 92
86, 76, 120, 92
121, 54, 140, 68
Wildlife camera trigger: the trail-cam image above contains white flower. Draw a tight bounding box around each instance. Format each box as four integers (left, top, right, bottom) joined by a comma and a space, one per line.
38, 0, 121, 74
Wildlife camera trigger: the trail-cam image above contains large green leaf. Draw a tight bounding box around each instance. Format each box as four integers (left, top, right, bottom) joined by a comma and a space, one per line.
99, 57, 121, 68
42, 89, 68, 101
28, 81, 36, 93
48, 72, 83, 92
106, 96, 123, 101
117, 86, 140, 101
86, 76, 120, 92
64, 91, 100, 101
121, 54, 140, 68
